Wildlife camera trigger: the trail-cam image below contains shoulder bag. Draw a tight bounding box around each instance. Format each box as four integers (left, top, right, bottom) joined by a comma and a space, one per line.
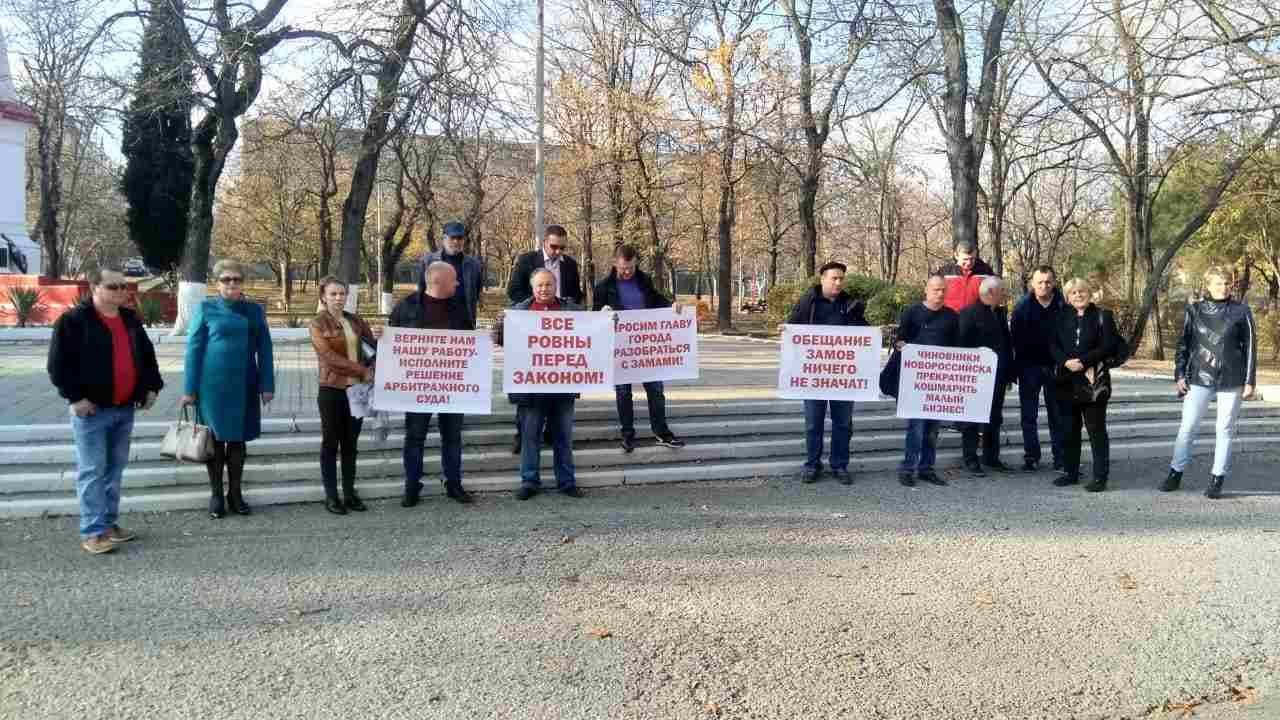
160, 405, 213, 462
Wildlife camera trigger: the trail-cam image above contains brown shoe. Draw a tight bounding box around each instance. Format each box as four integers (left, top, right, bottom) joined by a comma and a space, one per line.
107, 526, 137, 543
81, 535, 116, 554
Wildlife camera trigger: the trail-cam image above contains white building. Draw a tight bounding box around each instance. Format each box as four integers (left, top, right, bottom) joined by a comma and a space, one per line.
0, 30, 40, 275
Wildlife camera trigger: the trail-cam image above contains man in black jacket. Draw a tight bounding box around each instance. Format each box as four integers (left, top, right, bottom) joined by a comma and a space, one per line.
507, 224, 584, 306
386, 261, 475, 506
1009, 265, 1066, 472
957, 276, 1015, 475
505, 224, 583, 452
787, 261, 868, 485
593, 244, 686, 452
893, 273, 959, 487
47, 267, 163, 554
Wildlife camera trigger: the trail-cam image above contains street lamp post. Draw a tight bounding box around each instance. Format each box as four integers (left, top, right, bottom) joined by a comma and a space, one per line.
534, 0, 545, 250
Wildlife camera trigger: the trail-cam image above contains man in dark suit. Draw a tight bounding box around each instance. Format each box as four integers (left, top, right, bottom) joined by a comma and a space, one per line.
505, 224, 584, 453
507, 224, 584, 306
957, 276, 1015, 476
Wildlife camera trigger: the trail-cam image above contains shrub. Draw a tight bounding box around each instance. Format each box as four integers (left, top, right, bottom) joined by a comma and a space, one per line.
1259, 308, 1280, 361
764, 273, 923, 336
286, 315, 304, 328
135, 295, 166, 327
5, 287, 46, 327
865, 283, 925, 327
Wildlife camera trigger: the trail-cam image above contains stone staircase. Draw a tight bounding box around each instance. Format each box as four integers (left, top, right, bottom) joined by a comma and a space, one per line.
2, 389, 1279, 518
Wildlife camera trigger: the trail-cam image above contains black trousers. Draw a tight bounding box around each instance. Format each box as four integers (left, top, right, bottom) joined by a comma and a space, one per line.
318, 387, 364, 498
1063, 398, 1109, 481
962, 383, 1007, 464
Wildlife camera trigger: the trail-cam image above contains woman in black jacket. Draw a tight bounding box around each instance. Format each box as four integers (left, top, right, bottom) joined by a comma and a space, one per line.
1161, 266, 1257, 499
1050, 278, 1120, 492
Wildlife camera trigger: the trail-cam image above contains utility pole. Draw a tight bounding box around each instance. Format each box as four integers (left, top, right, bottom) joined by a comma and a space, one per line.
533, 0, 545, 249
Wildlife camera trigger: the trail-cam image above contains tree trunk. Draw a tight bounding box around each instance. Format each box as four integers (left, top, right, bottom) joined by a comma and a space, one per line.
35, 114, 65, 278
798, 173, 818, 279
579, 173, 595, 306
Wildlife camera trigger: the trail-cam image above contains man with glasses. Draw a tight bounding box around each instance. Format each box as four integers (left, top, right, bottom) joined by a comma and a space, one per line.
48, 266, 164, 554
506, 225, 584, 453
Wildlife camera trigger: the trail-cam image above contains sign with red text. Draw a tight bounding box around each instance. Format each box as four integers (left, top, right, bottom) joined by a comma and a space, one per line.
613, 308, 699, 385
502, 311, 615, 393
777, 325, 882, 401
372, 328, 493, 414
895, 344, 997, 423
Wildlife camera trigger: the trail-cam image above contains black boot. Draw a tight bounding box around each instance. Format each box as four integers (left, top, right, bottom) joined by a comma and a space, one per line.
1159, 469, 1182, 492
342, 478, 366, 512
1084, 478, 1108, 492
225, 444, 251, 515
208, 474, 225, 519
226, 486, 251, 515
325, 496, 348, 514
1204, 475, 1225, 499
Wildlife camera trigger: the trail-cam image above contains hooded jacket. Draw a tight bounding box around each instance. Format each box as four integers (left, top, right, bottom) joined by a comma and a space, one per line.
1174, 298, 1257, 390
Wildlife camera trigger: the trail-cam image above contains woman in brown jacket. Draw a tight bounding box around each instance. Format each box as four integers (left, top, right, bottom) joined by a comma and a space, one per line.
310, 276, 377, 514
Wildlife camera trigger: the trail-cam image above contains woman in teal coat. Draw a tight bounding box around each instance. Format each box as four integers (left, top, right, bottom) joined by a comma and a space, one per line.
181, 259, 275, 519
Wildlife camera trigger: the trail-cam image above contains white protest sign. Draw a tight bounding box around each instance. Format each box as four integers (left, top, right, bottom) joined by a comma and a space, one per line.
371, 328, 493, 414
502, 310, 615, 393
895, 344, 997, 423
613, 308, 699, 385
777, 324, 882, 401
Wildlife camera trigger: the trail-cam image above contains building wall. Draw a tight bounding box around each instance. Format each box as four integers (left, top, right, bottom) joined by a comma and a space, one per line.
0, 118, 40, 274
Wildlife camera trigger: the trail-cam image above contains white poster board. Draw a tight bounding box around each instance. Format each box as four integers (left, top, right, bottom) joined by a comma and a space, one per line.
895, 344, 997, 423
777, 324, 882, 401
371, 328, 493, 414
501, 310, 615, 393
613, 308, 699, 385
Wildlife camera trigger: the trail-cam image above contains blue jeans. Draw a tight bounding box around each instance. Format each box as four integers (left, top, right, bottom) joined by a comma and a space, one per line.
520, 398, 576, 490
615, 381, 671, 440
899, 419, 939, 473
803, 399, 852, 472
1171, 385, 1243, 477
70, 405, 135, 539
403, 412, 463, 494
1019, 365, 1064, 465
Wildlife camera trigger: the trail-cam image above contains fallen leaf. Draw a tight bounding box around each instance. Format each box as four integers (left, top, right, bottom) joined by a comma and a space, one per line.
1118, 574, 1138, 590
560, 535, 575, 545
975, 593, 995, 606
586, 627, 612, 639
1230, 686, 1259, 705
704, 702, 721, 716
1162, 699, 1202, 717
832, 513, 849, 519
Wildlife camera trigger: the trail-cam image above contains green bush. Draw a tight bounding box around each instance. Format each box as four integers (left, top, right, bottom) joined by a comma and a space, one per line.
135, 295, 166, 327
5, 287, 46, 327
1259, 308, 1280, 361
286, 315, 304, 328
765, 273, 923, 336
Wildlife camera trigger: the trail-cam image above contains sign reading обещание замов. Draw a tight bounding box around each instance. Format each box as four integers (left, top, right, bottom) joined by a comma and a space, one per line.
777, 325, 882, 401
895, 344, 996, 423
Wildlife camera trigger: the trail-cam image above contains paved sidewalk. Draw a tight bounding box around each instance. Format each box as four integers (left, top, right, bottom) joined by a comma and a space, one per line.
2, 452, 1277, 719
1, 336, 1176, 426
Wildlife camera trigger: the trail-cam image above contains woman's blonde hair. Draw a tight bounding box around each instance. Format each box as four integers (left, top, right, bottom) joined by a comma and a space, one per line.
211, 258, 246, 280
1063, 277, 1092, 296
1203, 265, 1234, 286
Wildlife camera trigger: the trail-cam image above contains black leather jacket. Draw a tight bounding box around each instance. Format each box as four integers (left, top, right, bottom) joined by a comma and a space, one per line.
1174, 299, 1257, 390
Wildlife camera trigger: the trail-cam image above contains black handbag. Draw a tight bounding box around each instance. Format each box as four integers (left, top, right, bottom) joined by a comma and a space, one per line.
879, 349, 902, 398
1072, 369, 1111, 404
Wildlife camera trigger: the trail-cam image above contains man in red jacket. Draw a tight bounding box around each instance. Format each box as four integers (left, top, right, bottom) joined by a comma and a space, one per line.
937, 240, 996, 313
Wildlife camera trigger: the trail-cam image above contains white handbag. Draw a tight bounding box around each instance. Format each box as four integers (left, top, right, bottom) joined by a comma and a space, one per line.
161, 406, 214, 462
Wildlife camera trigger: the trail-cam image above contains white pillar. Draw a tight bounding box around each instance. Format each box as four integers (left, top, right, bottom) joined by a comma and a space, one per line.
533, 0, 545, 249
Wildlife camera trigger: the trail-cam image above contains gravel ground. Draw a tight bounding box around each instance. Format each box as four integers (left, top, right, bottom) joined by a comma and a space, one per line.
2, 452, 1278, 720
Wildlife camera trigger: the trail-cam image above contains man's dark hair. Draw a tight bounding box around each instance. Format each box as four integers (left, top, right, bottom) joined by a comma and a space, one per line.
614, 244, 639, 260
926, 271, 946, 284
544, 224, 568, 238
1032, 264, 1056, 278
88, 265, 125, 285
818, 261, 847, 276
953, 240, 977, 255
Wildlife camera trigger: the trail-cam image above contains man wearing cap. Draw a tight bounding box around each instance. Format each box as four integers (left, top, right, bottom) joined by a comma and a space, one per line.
422, 221, 484, 328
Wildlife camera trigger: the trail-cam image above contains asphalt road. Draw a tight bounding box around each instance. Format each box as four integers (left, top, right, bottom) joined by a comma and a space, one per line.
2, 452, 1278, 720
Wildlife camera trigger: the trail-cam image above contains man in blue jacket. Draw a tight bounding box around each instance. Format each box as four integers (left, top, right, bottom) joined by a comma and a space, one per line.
421, 221, 483, 328
1009, 265, 1066, 472
787, 261, 867, 485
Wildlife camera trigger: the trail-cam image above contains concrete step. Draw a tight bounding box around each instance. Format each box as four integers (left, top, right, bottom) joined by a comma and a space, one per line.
7, 401, 1273, 467
0, 391, 1210, 445
2, 416, 1276, 496
3, 434, 1277, 520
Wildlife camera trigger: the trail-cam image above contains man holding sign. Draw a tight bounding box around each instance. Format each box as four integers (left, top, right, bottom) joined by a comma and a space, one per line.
786, 261, 868, 485
892, 274, 959, 487
496, 269, 612, 500
956, 276, 1015, 476
385, 262, 477, 506
593, 244, 687, 453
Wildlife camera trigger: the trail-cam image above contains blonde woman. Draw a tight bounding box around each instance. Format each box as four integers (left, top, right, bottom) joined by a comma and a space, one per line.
1161, 267, 1257, 498
182, 259, 274, 518
1049, 278, 1121, 492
